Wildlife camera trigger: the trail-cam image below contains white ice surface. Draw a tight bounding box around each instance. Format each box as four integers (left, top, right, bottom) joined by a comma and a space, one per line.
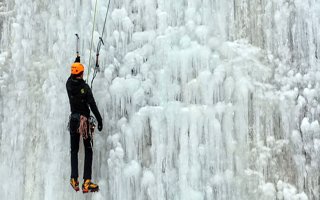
0, 0, 320, 199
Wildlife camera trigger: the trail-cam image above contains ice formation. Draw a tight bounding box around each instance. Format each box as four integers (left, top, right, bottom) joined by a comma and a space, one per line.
0, 0, 320, 199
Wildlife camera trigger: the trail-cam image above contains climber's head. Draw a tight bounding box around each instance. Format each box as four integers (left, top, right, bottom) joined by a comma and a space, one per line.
71, 62, 84, 78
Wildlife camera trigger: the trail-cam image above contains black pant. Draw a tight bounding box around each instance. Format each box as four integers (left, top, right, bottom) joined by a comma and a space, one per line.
69, 113, 93, 180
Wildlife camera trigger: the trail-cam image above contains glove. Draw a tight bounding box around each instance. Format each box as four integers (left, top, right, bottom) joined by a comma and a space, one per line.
74, 56, 80, 63
98, 121, 103, 132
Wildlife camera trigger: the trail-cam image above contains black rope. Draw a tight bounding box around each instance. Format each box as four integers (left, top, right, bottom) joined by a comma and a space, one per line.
90, 0, 111, 89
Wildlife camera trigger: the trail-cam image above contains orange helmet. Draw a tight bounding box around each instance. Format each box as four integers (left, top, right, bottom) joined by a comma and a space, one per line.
71, 63, 84, 75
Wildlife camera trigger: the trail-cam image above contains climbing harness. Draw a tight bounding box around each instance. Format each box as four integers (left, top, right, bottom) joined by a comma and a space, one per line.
68, 113, 96, 139
77, 115, 97, 140
89, 0, 112, 89
78, 115, 89, 139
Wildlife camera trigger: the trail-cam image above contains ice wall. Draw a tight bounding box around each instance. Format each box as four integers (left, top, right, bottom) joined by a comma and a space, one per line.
0, 0, 319, 200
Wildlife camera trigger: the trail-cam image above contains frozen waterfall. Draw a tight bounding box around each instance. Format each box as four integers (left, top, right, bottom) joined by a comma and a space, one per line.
0, 0, 320, 199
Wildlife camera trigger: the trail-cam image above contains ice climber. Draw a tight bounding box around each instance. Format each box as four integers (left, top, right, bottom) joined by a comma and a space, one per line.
66, 56, 103, 193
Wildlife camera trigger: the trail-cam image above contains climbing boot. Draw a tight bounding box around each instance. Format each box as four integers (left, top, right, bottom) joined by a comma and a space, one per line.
82, 179, 99, 193
70, 178, 79, 192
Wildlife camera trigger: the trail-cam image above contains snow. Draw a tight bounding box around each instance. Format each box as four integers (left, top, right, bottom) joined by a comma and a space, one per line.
1, 0, 320, 199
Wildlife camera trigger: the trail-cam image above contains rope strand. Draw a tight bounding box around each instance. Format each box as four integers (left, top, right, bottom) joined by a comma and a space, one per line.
87, 0, 99, 82
101, 0, 111, 39
90, 0, 111, 89
78, 115, 89, 139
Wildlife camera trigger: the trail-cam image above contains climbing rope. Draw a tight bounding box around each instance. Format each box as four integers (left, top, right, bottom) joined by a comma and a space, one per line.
87, 0, 99, 82
78, 115, 89, 139
90, 0, 111, 89
101, 0, 111, 40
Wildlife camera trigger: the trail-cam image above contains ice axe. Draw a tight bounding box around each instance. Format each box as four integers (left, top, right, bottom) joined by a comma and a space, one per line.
95, 37, 104, 69
75, 33, 80, 56
90, 37, 104, 89
75, 33, 80, 62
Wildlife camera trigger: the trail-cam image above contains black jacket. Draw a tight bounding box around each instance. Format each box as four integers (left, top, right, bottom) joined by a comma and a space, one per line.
66, 75, 102, 124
